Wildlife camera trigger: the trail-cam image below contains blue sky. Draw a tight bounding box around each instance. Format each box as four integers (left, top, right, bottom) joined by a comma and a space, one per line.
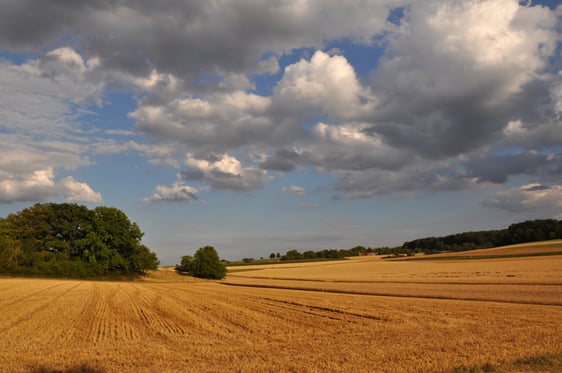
1, 0, 561, 264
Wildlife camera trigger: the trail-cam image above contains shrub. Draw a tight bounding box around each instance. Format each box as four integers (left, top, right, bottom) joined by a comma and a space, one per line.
189, 246, 227, 279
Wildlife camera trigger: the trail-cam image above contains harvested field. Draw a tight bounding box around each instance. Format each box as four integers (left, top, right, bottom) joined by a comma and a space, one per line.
410, 239, 562, 258
226, 254, 562, 284
1, 254, 561, 372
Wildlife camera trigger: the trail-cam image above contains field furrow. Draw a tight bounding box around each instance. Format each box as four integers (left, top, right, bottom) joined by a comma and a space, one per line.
123, 285, 186, 337
0, 281, 82, 338
0, 279, 66, 309
222, 277, 562, 306
1, 253, 562, 372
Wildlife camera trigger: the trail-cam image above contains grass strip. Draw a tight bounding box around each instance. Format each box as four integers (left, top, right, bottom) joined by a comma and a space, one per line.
389, 251, 562, 261
450, 352, 562, 373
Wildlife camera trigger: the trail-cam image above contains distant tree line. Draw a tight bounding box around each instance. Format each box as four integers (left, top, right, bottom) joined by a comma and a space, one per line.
274, 246, 369, 261
0, 203, 159, 278
268, 219, 562, 260
402, 219, 562, 254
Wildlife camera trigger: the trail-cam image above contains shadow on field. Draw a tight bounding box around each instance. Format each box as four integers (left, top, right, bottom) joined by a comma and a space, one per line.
29, 364, 105, 373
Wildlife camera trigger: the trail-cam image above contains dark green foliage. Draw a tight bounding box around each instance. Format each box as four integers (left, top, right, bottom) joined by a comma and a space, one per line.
176, 255, 192, 272
271, 219, 562, 261
0, 203, 159, 278
513, 352, 562, 370
188, 246, 226, 279
283, 249, 303, 261
402, 219, 562, 254
280, 246, 368, 261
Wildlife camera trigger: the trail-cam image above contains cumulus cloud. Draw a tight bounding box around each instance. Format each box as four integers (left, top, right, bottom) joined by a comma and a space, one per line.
274, 50, 376, 120
182, 154, 271, 192
0, 168, 101, 203
122, 1, 561, 202
259, 149, 301, 172
333, 158, 476, 198
58, 176, 102, 202
0, 49, 105, 204
144, 179, 198, 203
0, 0, 399, 82
0, 49, 103, 135
131, 91, 275, 152
302, 122, 410, 171
484, 183, 562, 213
0, 0, 560, 207
463, 152, 550, 184
368, 0, 559, 157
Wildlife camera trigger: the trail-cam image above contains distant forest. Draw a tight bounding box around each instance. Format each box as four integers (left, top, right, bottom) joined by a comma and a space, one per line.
401, 219, 562, 254
267, 219, 562, 260
0, 203, 159, 278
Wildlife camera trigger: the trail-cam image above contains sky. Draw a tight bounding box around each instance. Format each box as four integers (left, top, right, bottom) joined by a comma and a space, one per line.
1, 0, 561, 264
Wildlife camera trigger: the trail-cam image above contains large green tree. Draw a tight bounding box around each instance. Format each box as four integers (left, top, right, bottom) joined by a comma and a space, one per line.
188, 246, 227, 279
0, 203, 159, 278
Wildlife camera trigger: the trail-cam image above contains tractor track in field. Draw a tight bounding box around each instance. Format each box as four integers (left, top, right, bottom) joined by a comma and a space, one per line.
0, 281, 67, 309
0, 281, 83, 338
226, 274, 562, 286
252, 295, 390, 323
124, 284, 187, 338
220, 281, 562, 307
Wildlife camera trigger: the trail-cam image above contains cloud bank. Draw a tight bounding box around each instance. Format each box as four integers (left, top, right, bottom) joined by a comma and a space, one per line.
0, 0, 560, 216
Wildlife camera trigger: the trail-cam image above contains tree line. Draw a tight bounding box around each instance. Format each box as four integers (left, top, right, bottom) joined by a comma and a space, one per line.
401, 219, 562, 254
272, 246, 368, 261
0, 203, 159, 278
267, 219, 562, 259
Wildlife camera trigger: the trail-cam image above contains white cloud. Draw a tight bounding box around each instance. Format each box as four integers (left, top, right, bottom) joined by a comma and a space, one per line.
58, 176, 102, 202
0, 52, 103, 136
503, 120, 528, 138
0, 0, 400, 78
144, 179, 198, 203
39, 47, 87, 76
0, 48, 106, 203
332, 156, 479, 198
132, 91, 275, 152
302, 122, 410, 171
183, 153, 271, 191
484, 183, 562, 212
0, 168, 101, 203
132, 70, 178, 91
1, 0, 560, 204
282, 185, 307, 196
370, 0, 559, 156
274, 50, 375, 120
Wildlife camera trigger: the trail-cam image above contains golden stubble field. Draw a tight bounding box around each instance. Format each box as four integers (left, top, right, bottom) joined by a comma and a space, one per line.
1, 249, 561, 372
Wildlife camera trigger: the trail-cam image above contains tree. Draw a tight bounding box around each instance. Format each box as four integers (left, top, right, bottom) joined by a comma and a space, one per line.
189, 246, 227, 279
269, 253, 276, 259
303, 250, 316, 259
176, 255, 192, 272
281, 249, 303, 261
0, 203, 158, 278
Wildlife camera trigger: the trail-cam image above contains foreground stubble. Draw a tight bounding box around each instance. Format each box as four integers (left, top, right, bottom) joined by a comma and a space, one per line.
0, 256, 561, 372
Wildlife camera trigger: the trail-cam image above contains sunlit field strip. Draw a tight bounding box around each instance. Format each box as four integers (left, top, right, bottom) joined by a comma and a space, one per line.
227, 254, 562, 284
0, 277, 561, 373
